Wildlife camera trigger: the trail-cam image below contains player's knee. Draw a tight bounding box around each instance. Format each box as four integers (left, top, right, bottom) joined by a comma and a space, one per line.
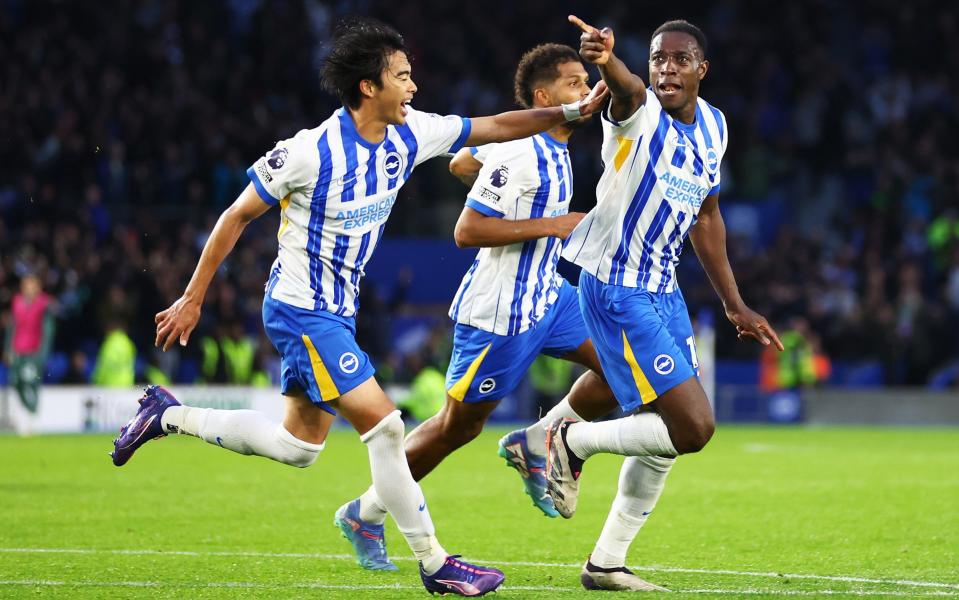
673, 416, 714, 454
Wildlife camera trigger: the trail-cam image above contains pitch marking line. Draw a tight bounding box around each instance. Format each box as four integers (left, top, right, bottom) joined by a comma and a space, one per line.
1, 548, 957, 591
0, 580, 956, 596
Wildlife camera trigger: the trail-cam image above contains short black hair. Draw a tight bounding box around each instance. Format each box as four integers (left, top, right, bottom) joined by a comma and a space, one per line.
513, 43, 582, 109
651, 20, 707, 58
321, 17, 410, 109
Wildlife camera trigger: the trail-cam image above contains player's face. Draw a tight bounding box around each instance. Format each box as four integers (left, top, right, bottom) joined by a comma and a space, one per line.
648, 32, 708, 113
543, 61, 593, 128
376, 51, 417, 125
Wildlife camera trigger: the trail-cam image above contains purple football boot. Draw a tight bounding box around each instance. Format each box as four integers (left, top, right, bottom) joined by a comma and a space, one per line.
420, 555, 505, 596
111, 385, 180, 466
334, 499, 397, 571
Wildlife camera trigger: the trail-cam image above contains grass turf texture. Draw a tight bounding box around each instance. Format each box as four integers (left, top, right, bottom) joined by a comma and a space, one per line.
2, 426, 957, 598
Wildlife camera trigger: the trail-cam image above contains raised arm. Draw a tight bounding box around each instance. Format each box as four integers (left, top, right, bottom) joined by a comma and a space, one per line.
689, 194, 783, 351
568, 15, 646, 122
466, 80, 608, 146
454, 206, 585, 248
154, 183, 271, 351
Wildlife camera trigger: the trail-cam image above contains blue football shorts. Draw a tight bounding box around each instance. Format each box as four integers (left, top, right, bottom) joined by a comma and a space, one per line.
577, 270, 699, 413
445, 280, 589, 403
262, 294, 376, 414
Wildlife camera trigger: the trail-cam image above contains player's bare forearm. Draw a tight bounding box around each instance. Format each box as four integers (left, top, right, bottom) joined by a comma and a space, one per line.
466, 108, 566, 146
599, 53, 647, 120
691, 196, 784, 350
689, 195, 744, 311
449, 148, 482, 187
155, 184, 271, 350
454, 207, 583, 248
183, 184, 269, 303
598, 53, 646, 97
454, 209, 554, 248
466, 82, 608, 146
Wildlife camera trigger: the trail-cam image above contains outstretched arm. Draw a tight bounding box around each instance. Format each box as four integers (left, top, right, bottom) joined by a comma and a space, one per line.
454, 207, 586, 248
690, 194, 784, 350
568, 15, 646, 122
466, 80, 608, 146
154, 183, 271, 351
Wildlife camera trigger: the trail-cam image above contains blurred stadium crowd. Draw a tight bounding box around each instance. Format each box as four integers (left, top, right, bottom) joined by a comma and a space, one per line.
1, 0, 957, 388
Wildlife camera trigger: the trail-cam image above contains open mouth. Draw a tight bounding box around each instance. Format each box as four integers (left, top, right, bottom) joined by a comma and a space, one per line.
658, 83, 682, 96
401, 100, 412, 116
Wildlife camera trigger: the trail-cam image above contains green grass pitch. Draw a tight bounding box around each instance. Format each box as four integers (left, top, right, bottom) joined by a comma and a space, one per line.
2, 425, 957, 598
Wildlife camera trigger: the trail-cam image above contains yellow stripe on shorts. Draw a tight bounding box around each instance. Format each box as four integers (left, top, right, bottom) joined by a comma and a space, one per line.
447, 343, 492, 401
622, 330, 657, 404
301, 334, 341, 401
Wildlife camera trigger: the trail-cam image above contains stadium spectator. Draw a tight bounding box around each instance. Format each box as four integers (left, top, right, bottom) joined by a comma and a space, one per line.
3, 273, 54, 433
91, 319, 136, 387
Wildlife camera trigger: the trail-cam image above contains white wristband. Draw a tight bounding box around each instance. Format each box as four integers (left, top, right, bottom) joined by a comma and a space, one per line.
562, 102, 582, 122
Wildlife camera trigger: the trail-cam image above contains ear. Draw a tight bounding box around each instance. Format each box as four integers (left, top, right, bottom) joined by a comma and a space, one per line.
532, 87, 551, 108
698, 59, 709, 81
359, 79, 377, 99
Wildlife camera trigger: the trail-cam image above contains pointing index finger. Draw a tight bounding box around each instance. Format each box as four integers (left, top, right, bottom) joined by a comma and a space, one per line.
765, 325, 785, 352
568, 14, 596, 34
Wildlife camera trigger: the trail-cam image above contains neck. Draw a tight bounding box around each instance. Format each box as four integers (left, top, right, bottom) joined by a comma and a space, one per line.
348, 106, 388, 145
545, 123, 572, 144
668, 100, 697, 125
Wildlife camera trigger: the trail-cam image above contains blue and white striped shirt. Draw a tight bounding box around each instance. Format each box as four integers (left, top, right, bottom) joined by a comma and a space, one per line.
450, 133, 572, 335
248, 106, 471, 317
563, 92, 727, 292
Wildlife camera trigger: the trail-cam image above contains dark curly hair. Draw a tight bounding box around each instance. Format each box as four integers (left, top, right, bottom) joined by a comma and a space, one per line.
513, 43, 582, 109
320, 17, 410, 109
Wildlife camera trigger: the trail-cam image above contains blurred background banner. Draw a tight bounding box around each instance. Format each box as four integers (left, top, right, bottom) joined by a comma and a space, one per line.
2, 0, 958, 430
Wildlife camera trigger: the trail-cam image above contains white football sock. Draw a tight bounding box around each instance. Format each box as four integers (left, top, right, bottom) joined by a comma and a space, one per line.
565, 412, 677, 459
591, 455, 674, 568
161, 406, 322, 467
525, 396, 583, 456
358, 485, 388, 524
362, 410, 447, 574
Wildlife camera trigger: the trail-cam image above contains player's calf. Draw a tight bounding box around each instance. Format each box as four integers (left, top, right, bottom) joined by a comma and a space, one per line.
162, 404, 324, 467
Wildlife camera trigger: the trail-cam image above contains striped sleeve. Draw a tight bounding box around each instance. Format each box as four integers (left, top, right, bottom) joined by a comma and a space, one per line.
247, 131, 315, 205
406, 107, 472, 165
464, 141, 535, 219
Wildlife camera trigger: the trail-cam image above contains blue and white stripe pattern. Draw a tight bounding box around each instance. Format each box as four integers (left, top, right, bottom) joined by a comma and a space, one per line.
562, 92, 727, 292
247, 106, 471, 317
450, 133, 572, 336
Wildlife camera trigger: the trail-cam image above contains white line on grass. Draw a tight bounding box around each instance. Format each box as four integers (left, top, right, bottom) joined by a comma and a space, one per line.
2, 547, 957, 591
0, 580, 956, 596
